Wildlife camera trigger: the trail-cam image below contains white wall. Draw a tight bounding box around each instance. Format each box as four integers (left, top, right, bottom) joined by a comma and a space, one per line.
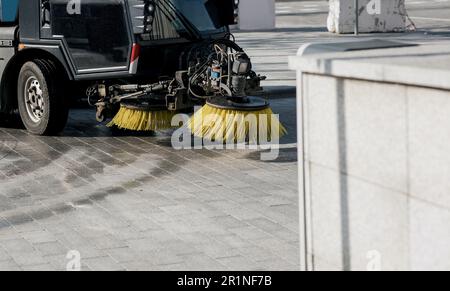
297, 73, 450, 271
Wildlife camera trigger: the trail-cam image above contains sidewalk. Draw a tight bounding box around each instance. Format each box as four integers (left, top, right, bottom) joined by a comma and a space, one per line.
0, 5, 301, 270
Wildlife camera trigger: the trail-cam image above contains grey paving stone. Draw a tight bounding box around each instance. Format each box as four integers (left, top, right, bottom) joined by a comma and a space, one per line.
0, 260, 21, 271
160, 205, 195, 216
22, 230, 58, 244
5, 213, 34, 226
180, 253, 228, 271
157, 221, 199, 235
45, 254, 71, 271
163, 241, 201, 256
121, 260, 154, 271
191, 222, 229, 236
198, 242, 241, 260
106, 247, 140, 263
142, 229, 179, 242
0, 248, 11, 262
90, 235, 127, 250
130, 218, 163, 232
253, 238, 300, 265
34, 241, 68, 257
23, 264, 57, 271
272, 229, 299, 244
74, 227, 110, 239
152, 262, 189, 271
126, 238, 161, 252
9, 251, 48, 267
145, 250, 185, 266
257, 258, 299, 271
177, 232, 217, 246
0, 228, 21, 241
212, 215, 249, 230
214, 234, 253, 249
245, 217, 285, 233
1, 238, 35, 253
217, 255, 260, 271
83, 256, 124, 271
68, 246, 106, 260
229, 226, 272, 241
108, 226, 147, 241
207, 200, 240, 212
259, 195, 294, 207
226, 207, 263, 221
29, 208, 54, 221
235, 187, 271, 198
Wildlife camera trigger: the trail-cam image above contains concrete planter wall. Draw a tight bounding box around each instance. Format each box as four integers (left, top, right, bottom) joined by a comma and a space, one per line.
327, 0, 406, 33
238, 0, 275, 30
290, 42, 450, 271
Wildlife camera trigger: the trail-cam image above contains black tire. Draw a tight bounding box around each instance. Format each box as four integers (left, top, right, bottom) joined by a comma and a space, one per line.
17, 60, 69, 135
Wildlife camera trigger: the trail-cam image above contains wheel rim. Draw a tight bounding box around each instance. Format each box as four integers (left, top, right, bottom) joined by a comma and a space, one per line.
24, 76, 45, 123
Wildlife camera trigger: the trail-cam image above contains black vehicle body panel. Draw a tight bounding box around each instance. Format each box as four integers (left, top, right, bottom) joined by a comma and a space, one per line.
0, 26, 18, 112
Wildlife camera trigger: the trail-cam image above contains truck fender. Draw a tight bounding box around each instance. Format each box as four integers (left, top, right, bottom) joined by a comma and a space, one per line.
0, 47, 72, 113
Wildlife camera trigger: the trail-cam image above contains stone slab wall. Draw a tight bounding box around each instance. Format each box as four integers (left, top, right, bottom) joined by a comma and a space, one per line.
298, 73, 450, 270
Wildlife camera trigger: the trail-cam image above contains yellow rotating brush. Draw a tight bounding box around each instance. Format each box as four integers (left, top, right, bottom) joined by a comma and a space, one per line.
188, 96, 287, 144
108, 101, 175, 132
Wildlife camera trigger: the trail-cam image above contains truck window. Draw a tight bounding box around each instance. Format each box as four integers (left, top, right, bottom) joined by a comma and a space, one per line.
50, 0, 131, 72
0, 0, 19, 23
150, 0, 227, 40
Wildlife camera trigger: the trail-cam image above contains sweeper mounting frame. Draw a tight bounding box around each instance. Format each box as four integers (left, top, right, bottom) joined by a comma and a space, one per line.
0, 0, 269, 135
92, 38, 269, 124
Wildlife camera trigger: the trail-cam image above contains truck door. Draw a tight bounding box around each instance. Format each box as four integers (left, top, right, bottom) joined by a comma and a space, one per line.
42, 0, 132, 74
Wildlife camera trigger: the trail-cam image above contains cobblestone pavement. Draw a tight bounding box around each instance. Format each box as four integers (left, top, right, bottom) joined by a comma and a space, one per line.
0, 95, 298, 271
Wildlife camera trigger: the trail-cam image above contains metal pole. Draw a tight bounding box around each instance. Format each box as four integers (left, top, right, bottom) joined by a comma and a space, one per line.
354, 0, 359, 35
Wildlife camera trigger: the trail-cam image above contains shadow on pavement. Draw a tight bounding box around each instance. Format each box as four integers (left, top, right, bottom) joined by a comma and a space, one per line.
0, 113, 24, 130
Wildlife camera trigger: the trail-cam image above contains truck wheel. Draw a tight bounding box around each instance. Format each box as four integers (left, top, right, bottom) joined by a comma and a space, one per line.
17, 60, 69, 135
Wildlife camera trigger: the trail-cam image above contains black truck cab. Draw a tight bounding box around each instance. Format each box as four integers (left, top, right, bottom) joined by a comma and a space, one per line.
0, 0, 236, 135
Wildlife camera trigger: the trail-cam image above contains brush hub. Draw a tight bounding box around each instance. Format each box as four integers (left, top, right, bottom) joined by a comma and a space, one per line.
206, 96, 270, 111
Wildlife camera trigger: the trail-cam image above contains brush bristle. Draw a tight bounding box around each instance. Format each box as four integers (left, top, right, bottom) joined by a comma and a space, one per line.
108, 106, 175, 131
188, 104, 287, 144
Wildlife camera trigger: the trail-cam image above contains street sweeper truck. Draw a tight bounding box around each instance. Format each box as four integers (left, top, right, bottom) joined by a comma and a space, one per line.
0, 0, 285, 141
